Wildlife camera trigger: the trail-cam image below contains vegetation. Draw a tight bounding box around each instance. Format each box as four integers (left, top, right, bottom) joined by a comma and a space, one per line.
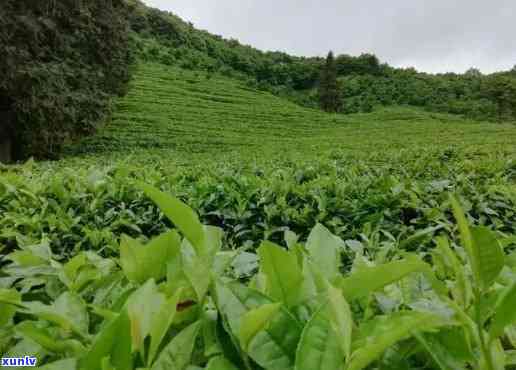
2, 0, 515, 160
68, 63, 516, 159
1, 180, 516, 369
318, 52, 343, 113
128, 1, 516, 122
1, 60, 516, 368
0, 0, 132, 159
1, 1, 516, 369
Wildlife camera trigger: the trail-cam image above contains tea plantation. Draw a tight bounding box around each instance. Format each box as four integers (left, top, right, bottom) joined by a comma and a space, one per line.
1, 61, 516, 370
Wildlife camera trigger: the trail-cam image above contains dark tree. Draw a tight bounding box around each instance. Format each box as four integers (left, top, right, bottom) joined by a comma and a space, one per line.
318, 51, 343, 113
0, 0, 133, 159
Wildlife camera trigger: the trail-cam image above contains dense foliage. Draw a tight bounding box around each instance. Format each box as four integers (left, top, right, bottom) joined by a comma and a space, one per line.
0, 0, 133, 159
338, 68, 516, 118
1, 179, 516, 369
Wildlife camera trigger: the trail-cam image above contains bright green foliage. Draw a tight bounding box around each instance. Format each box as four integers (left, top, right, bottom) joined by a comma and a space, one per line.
38, 359, 78, 370
72, 62, 516, 159
327, 285, 353, 359
346, 312, 446, 370
2, 185, 515, 369
120, 230, 181, 283
205, 356, 239, 370
295, 304, 345, 370
239, 303, 282, 350
450, 196, 505, 291
23, 292, 89, 338
81, 311, 132, 370
337, 259, 433, 300
257, 242, 303, 307
215, 281, 302, 369
151, 321, 201, 370
306, 223, 343, 282
490, 282, 516, 339
148, 289, 182, 365
140, 183, 206, 254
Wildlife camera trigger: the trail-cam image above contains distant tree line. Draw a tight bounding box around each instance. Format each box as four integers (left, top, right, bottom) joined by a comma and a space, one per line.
0, 0, 132, 159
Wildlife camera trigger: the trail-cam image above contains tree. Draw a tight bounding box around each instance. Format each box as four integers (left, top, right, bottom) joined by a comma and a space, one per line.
465, 68, 482, 77
0, 0, 133, 159
318, 51, 343, 113
482, 74, 516, 121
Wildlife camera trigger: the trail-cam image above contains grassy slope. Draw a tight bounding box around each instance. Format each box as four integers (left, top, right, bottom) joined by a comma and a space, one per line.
72, 63, 516, 164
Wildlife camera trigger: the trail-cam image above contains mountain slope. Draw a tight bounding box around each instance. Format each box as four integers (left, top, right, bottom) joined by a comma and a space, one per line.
72, 63, 516, 161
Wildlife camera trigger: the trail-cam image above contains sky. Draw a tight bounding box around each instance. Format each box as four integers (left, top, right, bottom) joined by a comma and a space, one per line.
142, 0, 516, 74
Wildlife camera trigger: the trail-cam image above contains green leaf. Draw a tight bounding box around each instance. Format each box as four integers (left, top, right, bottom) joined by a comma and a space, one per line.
140, 183, 205, 254
202, 310, 222, 357
328, 285, 353, 359
100, 357, 115, 370
0, 288, 21, 326
181, 239, 211, 302
15, 321, 84, 355
506, 350, 516, 366
295, 303, 345, 370
450, 196, 504, 291
120, 230, 181, 284
38, 359, 77, 370
127, 280, 165, 359
489, 282, 516, 339
23, 292, 89, 338
148, 289, 182, 365
434, 236, 472, 307
203, 225, 223, 260
239, 303, 282, 350
399, 226, 442, 250
151, 321, 201, 370
80, 310, 132, 370
306, 223, 343, 281
346, 312, 446, 370
415, 332, 467, 370
337, 259, 432, 300
215, 281, 302, 370
205, 356, 239, 370
285, 230, 299, 250
471, 226, 505, 290
257, 241, 303, 307
483, 338, 505, 370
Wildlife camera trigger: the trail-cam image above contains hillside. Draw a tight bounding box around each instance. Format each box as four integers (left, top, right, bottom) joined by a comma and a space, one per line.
128, 1, 516, 120
3, 0, 516, 160
72, 63, 516, 162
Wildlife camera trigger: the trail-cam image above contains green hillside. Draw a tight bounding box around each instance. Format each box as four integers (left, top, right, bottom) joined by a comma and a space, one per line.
74, 63, 516, 162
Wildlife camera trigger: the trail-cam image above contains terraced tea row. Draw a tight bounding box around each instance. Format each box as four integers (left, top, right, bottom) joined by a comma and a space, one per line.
73, 63, 516, 161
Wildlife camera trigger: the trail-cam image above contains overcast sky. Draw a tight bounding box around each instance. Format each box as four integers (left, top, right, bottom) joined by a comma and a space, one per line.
142, 0, 516, 74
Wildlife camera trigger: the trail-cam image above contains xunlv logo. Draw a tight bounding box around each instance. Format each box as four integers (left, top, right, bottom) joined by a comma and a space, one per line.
1, 357, 37, 367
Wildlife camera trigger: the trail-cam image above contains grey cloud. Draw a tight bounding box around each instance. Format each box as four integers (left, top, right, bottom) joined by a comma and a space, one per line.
143, 0, 516, 73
